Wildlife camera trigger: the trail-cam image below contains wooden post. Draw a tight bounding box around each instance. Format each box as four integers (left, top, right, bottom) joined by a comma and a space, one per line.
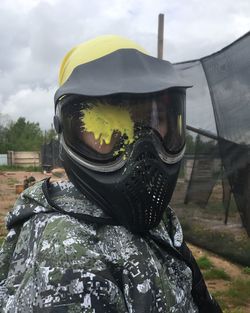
157, 13, 164, 59
7, 151, 14, 166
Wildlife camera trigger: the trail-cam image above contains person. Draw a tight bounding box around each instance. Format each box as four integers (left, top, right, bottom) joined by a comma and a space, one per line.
0, 35, 222, 312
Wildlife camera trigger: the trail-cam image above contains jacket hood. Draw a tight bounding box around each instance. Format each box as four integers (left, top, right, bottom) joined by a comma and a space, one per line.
6, 180, 110, 230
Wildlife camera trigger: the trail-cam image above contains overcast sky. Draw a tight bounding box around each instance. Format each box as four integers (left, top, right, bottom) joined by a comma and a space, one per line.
0, 0, 249, 130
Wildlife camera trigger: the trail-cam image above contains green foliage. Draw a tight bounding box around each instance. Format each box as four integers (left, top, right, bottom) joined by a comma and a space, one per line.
44, 127, 58, 143
0, 116, 58, 154
0, 165, 42, 172
186, 132, 219, 155
0, 114, 11, 153
185, 132, 195, 154
242, 267, 250, 275
203, 268, 231, 280
0, 117, 43, 153
197, 255, 214, 270
195, 134, 218, 154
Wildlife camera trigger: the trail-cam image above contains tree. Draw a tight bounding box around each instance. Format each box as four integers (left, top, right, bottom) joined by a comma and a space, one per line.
196, 134, 218, 154
5, 117, 44, 152
185, 132, 195, 154
0, 125, 9, 153
44, 124, 58, 144
0, 113, 11, 153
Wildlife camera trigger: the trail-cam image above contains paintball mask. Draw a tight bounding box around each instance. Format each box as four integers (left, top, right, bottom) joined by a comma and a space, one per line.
54, 35, 191, 233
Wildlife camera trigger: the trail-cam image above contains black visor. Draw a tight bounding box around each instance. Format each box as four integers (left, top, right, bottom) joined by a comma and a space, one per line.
59, 89, 186, 164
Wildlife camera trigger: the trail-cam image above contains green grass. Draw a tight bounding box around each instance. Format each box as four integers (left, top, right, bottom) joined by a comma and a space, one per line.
0, 237, 4, 246
226, 279, 250, 306
214, 279, 250, 308
181, 220, 250, 266
194, 252, 249, 311
222, 308, 244, 313
242, 267, 250, 275
197, 255, 214, 270
0, 224, 7, 238
206, 200, 238, 216
203, 268, 231, 281
0, 165, 42, 172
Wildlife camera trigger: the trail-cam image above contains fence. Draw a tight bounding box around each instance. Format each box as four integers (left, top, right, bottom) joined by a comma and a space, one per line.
7, 151, 40, 167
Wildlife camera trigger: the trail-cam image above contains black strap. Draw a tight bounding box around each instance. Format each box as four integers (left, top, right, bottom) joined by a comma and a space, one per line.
179, 242, 222, 312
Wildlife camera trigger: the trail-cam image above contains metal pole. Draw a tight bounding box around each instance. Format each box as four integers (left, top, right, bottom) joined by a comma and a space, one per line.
157, 14, 164, 59
186, 125, 220, 141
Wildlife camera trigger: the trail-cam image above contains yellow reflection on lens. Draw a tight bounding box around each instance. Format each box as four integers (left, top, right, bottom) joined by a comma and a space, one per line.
80, 102, 134, 155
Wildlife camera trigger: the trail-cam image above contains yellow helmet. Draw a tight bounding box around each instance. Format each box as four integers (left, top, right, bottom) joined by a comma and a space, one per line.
54, 34, 190, 104
59, 35, 148, 86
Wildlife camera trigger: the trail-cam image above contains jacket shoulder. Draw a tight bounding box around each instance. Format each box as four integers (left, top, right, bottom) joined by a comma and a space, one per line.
1, 212, 128, 312
6, 180, 52, 230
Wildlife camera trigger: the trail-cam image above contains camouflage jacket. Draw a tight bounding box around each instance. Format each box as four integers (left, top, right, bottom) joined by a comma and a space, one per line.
0, 180, 199, 313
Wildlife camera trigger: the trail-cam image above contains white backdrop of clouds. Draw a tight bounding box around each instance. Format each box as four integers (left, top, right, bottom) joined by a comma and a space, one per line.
0, 0, 249, 129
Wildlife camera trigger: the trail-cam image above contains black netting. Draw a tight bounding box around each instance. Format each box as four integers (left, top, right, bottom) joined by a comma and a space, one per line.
219, 139, 250, 233
202, 34, 250, 145
184, 134, 221, 207
201, 33, 250, 236
172, 32, 250, 237
174, 60, 216, 133
41, 139, 62, 172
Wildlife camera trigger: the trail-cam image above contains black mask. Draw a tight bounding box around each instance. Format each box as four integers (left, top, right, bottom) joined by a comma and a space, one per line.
60, 136, 181, 234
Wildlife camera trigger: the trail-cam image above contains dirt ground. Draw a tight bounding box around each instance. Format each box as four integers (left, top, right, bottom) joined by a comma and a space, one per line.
0, 171, 250, 312
0, 171, 49, 236
189, 243, 244, 288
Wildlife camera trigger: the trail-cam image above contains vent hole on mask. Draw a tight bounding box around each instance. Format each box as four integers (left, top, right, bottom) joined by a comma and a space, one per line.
136, 152, 156, 162
122, 160, 171, 231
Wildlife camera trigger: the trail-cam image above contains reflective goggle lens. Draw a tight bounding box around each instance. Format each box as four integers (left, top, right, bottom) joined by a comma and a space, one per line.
61, 90, 186, 162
